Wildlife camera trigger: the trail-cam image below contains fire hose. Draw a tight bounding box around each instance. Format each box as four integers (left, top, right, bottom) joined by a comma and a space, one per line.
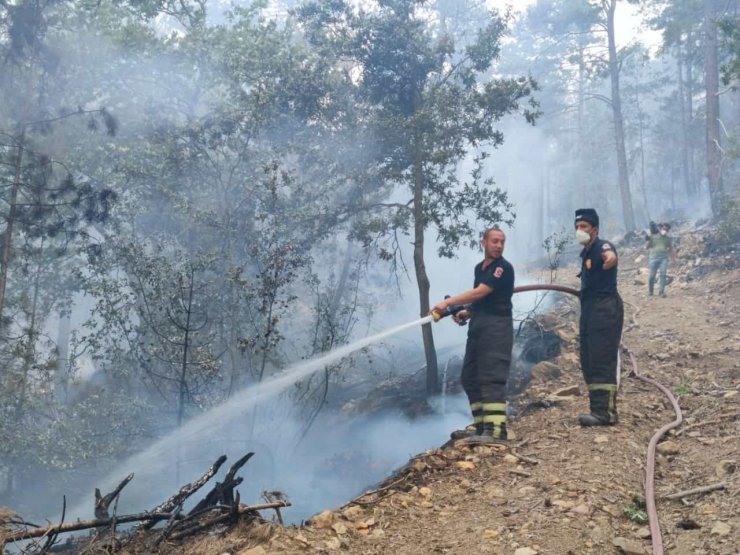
434, 283, 682, 555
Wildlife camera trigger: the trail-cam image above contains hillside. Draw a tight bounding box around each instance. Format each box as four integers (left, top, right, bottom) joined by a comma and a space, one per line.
210, 232, 738, 555
6, 231, 737, 555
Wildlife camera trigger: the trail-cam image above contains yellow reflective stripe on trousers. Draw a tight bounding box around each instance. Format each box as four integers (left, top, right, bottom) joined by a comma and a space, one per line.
588, 384, 617, 392
480, 402, 506, 412
470, 402, 483, 411
481, 414, 507, 425
473, 415, 484, 424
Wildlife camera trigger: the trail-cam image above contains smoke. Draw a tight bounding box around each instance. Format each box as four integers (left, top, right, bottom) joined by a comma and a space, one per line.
60, 379, 471, 526
4, 0, 726, 538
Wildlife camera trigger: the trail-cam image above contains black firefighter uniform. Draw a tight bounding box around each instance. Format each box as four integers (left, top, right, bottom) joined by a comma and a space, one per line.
578, 237, 624, 424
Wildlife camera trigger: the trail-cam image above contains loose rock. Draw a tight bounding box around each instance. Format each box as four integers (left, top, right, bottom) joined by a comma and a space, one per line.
456, 461, 476, 470
530, 361, 561, 382
341, 505, 364, 521
710, 521, 732, 536
418, 486, 433, 499
324, 537, 341, 551
331, 522, 348, 535
656, 440, 680, 455
613, 536, 647, 555
636, 527, 651, 539
715, 460, 736, 477
552, 385, 581, 397
481, 529, 499, 539
311, 510, 335, 529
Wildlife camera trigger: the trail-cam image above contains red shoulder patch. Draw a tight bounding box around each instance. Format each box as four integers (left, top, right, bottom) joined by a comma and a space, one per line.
494, 267, 504, 278
602, 243, 612, 250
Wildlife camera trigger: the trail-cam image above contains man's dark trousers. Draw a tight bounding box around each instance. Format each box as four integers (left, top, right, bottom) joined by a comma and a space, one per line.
461, 313, 513, 432
579, 294, 624, 422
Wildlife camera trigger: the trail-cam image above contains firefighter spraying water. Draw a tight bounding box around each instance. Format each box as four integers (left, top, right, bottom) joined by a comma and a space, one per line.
430, 226, 515, 443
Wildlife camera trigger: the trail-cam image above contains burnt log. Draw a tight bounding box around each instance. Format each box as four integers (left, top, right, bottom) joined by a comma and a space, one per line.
188, 453, 253, 514
1, 511, 184, 544
140, 454, 227, 530
169, 500, 289, 542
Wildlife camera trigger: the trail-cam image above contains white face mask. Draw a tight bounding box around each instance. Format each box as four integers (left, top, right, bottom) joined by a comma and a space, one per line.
576, 229, 591, 245
659, 229, 667, 236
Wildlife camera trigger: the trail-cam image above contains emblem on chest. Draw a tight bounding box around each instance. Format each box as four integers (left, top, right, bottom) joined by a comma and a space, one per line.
586, 259, 592, 270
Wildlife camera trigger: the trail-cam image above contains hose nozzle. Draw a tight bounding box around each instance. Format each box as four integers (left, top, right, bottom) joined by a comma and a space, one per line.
431, 295, 466, 322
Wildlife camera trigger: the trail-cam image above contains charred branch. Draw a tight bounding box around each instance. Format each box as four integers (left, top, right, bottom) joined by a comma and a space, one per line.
94, 473, 134, 519
188, 452, 253, 514
140, 454, 227, 530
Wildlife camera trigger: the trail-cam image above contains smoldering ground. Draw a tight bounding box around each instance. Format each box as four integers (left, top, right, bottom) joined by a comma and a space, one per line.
45, 284, 554, 528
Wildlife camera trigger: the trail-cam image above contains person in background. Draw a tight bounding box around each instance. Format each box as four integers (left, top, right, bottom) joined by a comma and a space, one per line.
645, 222, 677, 298
431, 226, 514, 443
574, 208, 623, 426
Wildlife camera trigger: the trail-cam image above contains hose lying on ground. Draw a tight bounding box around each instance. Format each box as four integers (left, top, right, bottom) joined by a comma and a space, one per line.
624, 348, 683, 555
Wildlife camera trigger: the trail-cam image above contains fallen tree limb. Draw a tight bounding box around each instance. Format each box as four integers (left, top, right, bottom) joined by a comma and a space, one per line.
38, 496, 67, 555
339, 473, 410, 509
510, 449, 539, 465
141, 455, 227, 530
152, 505, 183, 548
2, 500, 291, 546
95, 473, 134, 519
168, 501, 290, 542
2, 512, 182, 544
675, 412, 740, 436
664, 482, 727, 500
262, 491, 286, 525
188, 453, 253, 514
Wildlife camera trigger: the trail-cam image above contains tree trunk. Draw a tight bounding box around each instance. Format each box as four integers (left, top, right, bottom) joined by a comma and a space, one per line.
677, 41, 693, 196
634, 67, 650, 224
704, 0, 723, 216
686, 26, 697, 191
6, 240, 44, 495
0, 128, 26, 326
412, 139, 439, 395
577, 43, 587, 200
55, 309, 72, 400
605, 0, 636, 231
177, 272, 194, 429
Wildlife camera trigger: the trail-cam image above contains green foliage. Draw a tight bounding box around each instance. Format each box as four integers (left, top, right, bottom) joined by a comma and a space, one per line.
542, 229, 571, 282
624, 494, 647, 524
234, 162, 314, 381
297, 0, 537, 263
719, 16, 740, 86
2, 0, 736, 518
624, 503, 648, 524
714, 193, 740, 246
674, 383, 694, 395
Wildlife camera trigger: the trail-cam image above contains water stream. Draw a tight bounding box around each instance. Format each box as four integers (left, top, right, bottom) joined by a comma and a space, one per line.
67, 315, 439, 520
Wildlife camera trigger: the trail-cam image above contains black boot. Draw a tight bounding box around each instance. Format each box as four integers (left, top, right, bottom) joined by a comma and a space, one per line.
469, 422, 508, 443
450, 423, 482, 440
579, 385, 618, 426
577, 413, 614, 426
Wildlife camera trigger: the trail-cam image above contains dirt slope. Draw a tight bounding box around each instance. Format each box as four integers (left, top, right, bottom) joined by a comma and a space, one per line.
188, 238, 740, 555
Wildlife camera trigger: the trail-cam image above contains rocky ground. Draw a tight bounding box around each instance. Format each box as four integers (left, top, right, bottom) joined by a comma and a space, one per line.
22, 231, 736, 555
211, 231, 738, 555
